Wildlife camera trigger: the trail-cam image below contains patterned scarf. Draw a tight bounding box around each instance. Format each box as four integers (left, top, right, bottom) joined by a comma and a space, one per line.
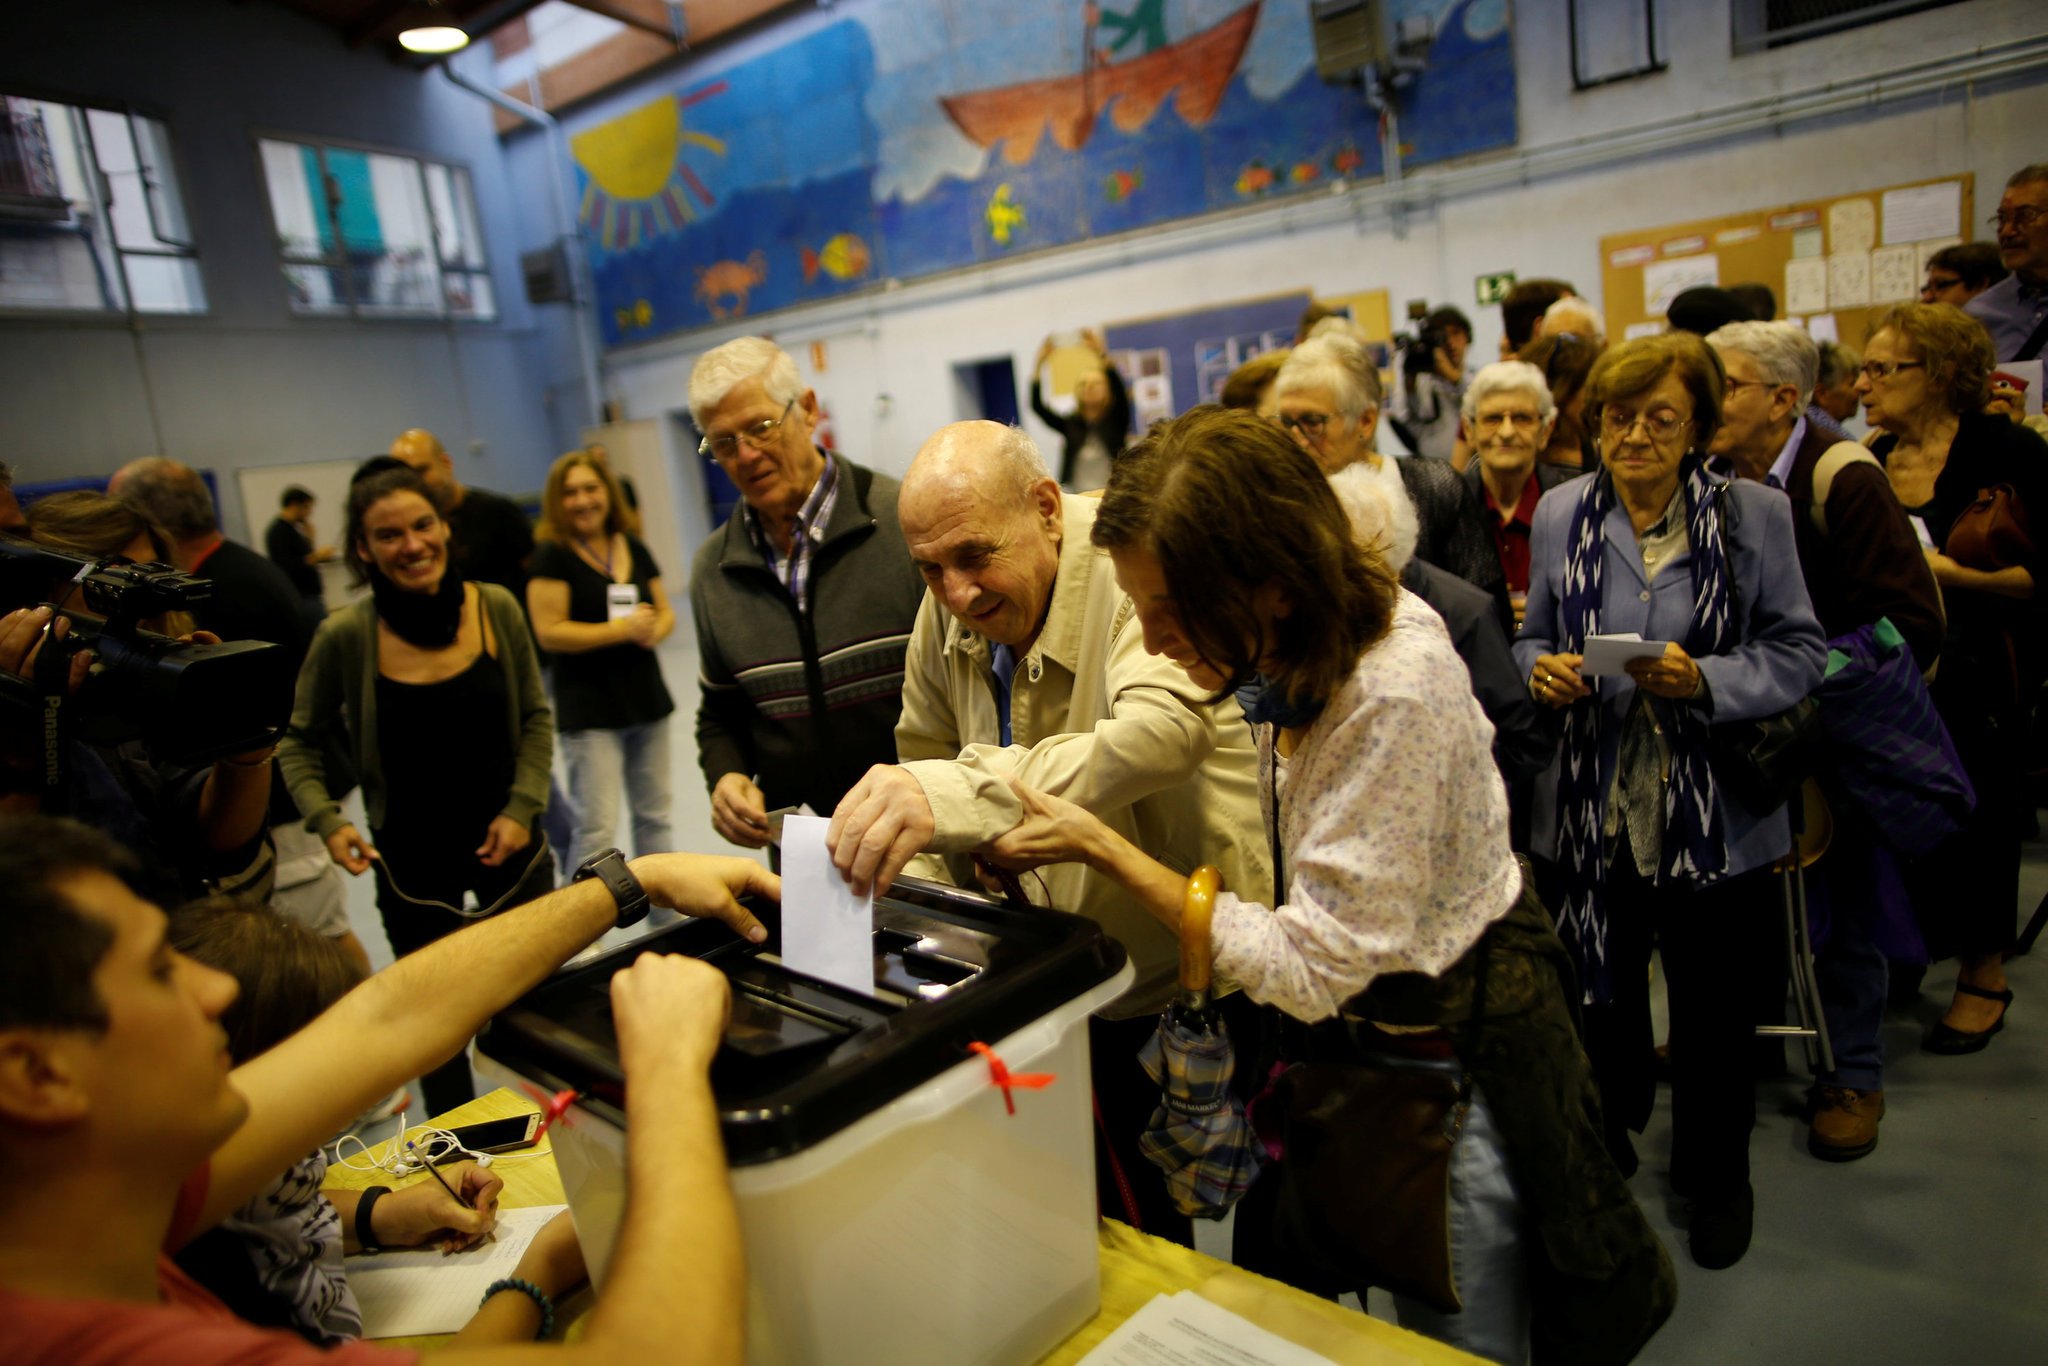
1554, 455, 1736, 1003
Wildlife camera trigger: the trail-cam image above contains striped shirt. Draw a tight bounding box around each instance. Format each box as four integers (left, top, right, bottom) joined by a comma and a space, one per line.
743, 451, 840, 612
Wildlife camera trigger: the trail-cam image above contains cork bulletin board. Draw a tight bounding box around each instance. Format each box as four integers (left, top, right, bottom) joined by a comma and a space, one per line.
1598, 175, 1975, 348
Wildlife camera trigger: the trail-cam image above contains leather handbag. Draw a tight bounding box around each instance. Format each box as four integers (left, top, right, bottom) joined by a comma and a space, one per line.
1709, 483, 1823, 815
1711, 694, 1824, 816
1259, 747, 1486, 1313
1945, 484, 2034, 572
1268, 1046, 1473, 1312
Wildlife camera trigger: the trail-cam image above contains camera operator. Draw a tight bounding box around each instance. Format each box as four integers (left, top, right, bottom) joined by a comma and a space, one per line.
107, 459, 364, 966
1391, 305, 1474, 462
1, 494, 277, 907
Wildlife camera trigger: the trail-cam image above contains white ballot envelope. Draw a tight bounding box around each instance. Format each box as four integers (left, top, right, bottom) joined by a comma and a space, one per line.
1581, 632, 1673, 676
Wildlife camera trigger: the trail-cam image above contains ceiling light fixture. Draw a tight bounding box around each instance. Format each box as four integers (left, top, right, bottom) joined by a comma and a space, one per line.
399, 25, 471, 54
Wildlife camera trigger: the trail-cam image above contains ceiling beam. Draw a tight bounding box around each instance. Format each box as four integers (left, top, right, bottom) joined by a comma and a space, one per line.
561, 0, 678, 44
343, 0, 419, 47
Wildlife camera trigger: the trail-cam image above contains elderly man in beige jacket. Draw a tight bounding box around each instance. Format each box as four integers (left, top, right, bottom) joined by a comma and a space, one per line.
828, 420, 1264, 1244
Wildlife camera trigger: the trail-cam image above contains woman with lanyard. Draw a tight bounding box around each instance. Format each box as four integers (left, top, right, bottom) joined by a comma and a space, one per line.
1518, 332, 1827, 1270
279, 464, 553, 1115
979, 407, 1673, 1365
527, 449, 676, 871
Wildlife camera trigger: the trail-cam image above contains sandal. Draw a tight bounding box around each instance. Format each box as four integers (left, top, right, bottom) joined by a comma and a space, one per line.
1923, 981, 2013, 1056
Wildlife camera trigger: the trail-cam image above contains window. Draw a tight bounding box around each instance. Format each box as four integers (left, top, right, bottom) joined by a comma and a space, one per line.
1731, 0, 1963, 54
1568, 0, 1668, 90
0, 95, 205, 314
258, 136, 494, 320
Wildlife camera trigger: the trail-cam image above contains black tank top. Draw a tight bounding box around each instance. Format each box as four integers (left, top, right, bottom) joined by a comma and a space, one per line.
374, 649, 514, 857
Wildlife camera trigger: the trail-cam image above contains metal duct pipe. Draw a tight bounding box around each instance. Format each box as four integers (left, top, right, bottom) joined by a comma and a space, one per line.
442, 65, 606, 434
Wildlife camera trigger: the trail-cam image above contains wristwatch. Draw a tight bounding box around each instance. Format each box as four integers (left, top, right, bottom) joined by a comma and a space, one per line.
574, 847, 649, 929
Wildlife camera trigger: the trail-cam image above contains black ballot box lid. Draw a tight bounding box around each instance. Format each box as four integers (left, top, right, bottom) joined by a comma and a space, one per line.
477, 875, 1127, 1167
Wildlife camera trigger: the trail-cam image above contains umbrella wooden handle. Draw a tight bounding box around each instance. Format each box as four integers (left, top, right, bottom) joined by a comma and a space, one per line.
1180, 865, 1221, 994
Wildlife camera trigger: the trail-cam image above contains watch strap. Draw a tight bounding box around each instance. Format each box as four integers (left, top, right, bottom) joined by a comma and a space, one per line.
575, 847, 649, 929
356, 1184, 391, 1254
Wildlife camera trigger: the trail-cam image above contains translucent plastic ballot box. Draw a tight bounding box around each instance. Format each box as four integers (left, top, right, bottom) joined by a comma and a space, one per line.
475, 875, 1135, 1366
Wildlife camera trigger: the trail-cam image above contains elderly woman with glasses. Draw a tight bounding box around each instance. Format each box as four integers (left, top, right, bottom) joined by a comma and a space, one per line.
1459, 359, 1579, 628
1271, 329, 1504, 603
1517, 331, 1827, 1272
1859, 302, 2048, 1054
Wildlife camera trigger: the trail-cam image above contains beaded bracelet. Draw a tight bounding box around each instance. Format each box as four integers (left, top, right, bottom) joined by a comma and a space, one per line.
481, 1276, 555, 1340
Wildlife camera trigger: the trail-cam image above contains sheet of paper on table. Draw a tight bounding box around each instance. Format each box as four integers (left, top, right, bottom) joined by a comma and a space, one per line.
347, 1203, 567, 1338
779, 812, 877, 995
1581, 633, 1673, 677
1078, 1290, 1339, 1366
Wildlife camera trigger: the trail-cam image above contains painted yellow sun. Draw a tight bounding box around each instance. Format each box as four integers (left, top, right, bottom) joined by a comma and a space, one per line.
571, 85, 729, 249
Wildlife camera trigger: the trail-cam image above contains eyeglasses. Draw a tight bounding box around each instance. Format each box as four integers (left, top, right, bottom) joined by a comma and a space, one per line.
1278, 411, 1334, 438
1989, 206, 2045, 232
1599, 407, 1690, 442
1474, 410, 1543, 431
1720, 378, 1776, 396
1859, 360, 1925, 381
1921, 274, 1965, 295
700, 398, 795, 460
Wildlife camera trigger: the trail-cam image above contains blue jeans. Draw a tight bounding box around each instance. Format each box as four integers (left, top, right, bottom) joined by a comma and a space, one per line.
1390, 1085, 1533, 1365
560, 718, 674, 869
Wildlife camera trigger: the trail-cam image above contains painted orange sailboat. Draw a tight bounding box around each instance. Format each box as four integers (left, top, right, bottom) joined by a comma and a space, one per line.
939, 2, 1261, 166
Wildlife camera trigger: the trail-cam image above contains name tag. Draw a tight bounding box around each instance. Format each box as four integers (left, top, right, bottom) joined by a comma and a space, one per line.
606, 582, 641, 621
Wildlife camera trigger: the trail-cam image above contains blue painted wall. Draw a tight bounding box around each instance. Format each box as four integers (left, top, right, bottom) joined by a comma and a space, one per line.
570, 0, 1516, 346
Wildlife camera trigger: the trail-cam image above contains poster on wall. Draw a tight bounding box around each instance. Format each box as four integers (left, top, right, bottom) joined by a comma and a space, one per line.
566, 0, 1519, 346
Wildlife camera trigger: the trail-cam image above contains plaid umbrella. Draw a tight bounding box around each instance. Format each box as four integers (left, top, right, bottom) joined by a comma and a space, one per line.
1135, 865, 1263, 1218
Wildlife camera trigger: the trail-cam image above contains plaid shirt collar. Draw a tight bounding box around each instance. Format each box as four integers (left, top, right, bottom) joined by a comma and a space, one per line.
744, 449, 839, 609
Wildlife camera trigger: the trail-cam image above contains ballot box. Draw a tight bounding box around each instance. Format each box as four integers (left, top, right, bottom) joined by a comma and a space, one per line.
476, 875, 1134, 1366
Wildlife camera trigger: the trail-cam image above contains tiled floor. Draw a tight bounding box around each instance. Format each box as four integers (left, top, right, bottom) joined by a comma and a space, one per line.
342, 620, 2048, 1362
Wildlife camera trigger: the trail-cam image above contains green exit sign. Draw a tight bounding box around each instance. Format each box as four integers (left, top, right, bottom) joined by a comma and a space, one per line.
1475, 272, 1516, 306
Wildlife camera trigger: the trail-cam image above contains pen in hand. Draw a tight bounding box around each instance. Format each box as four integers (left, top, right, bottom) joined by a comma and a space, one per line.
407, 1139, 489, 1254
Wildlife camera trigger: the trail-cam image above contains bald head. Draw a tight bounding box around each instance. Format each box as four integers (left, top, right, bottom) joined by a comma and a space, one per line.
901, 423, 1064, 649
389, 428, 458, 501
109, 457, 217, 548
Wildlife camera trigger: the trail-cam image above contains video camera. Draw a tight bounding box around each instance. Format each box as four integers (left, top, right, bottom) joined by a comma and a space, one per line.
1394, 299, 1453, 381
0, 537, 295, 777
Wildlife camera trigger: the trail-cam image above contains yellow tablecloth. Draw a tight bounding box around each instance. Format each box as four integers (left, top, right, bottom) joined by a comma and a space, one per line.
327, 1089, 1476, 1363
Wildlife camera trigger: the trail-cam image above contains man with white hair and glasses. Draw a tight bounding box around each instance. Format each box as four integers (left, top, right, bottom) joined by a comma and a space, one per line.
686, 337, 924, 848
1706, 319, 1943, 1162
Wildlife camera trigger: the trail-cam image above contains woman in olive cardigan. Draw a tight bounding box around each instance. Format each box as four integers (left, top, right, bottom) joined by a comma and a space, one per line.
278, 466, 553, 1112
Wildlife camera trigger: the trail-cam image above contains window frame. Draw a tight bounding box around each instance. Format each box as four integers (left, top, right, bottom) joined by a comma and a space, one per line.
0, 88, 208, 319
1729, 0, 1963, 56
251, 129, 496, 324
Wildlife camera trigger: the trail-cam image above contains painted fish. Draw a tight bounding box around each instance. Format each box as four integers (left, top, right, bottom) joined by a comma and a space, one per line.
801, 233, 871, 284
1289, 161, 1319, 184
1332, 145, 1363, 175
1234, 161, 1274, 196
987, 183, 1026, 245
1103, 168, 1143, 202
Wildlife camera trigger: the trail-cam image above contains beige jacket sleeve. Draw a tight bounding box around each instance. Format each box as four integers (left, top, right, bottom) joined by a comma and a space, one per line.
902, 597, 1221, 855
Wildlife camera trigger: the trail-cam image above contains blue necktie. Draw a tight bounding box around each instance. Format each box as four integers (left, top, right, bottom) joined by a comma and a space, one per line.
990, 643, 1016, 747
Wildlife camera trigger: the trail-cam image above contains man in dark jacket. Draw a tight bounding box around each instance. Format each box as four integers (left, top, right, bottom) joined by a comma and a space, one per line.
686, 338, 924, 848
1708, 321, 1944, 1164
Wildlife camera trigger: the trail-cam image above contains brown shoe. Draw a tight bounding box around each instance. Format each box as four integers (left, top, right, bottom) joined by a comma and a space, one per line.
1808, 1086, 1885, 1162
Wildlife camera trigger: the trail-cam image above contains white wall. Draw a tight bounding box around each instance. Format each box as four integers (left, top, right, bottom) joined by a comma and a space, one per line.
0, 0, 583, 542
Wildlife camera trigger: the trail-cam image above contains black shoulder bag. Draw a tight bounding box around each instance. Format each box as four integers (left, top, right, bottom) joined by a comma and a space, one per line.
1706, 482, 1824, 815
1262, 747, 1492, 1313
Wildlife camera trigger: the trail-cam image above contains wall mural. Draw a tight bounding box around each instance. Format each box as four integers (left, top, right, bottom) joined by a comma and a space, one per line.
568, 0, 1516, 347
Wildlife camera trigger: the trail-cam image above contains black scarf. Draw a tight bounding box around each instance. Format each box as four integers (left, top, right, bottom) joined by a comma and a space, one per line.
368, 566, 466, 648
